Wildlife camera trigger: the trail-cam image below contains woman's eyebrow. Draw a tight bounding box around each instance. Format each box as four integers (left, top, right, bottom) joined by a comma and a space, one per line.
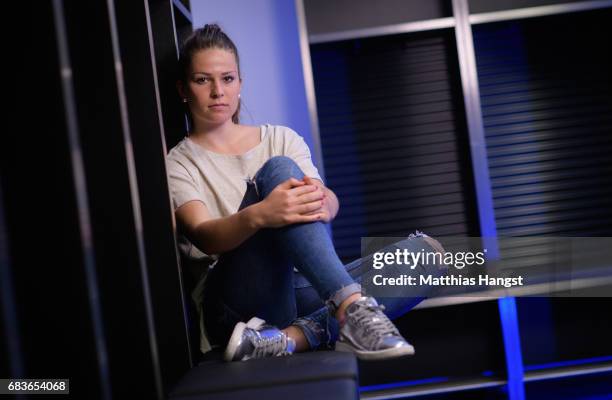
192, 70, 236, 76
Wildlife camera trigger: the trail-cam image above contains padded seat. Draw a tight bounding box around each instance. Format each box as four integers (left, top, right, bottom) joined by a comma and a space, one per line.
169, 350, 359, 400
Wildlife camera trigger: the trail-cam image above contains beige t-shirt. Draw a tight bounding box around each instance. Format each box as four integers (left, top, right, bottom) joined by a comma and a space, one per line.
166, 124, 322, 353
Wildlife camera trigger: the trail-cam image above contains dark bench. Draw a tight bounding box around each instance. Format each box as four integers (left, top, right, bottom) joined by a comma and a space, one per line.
168, 350, 359, 400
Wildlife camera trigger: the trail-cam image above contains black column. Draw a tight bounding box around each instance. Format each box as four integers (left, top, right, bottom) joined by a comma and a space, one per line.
1, 0, 192, 398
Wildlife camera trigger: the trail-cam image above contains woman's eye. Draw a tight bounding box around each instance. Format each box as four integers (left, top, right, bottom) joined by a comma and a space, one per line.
224, 76, 235, 82
195, 77, 208, 84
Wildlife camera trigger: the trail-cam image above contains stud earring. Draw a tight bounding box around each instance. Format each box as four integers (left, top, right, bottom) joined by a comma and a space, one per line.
238, 93, 241, 98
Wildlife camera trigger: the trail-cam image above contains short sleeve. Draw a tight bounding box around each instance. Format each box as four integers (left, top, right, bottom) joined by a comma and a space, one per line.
166, 158, 204, 211
282, 127, 323, 183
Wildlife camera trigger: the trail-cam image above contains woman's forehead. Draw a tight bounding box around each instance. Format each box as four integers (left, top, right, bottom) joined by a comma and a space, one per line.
191, 48, 238, 72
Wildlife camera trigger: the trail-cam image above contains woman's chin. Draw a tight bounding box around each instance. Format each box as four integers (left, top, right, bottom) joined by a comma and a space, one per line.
203, 114, 232, 125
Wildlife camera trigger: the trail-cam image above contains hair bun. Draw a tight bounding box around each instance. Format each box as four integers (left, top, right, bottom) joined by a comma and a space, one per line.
202, 24, 222, 37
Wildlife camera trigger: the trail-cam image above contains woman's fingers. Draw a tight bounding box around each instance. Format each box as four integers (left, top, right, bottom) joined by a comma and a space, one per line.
296, 200, 324, 214
290, 184, 319, 197
296, 188, 324, 203
288, 177, 305, 187
292, 213, 324, 223
278, 177, 305, 190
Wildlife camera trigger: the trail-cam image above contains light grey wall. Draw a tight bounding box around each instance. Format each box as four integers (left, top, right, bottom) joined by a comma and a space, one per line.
190, 0, 320, 166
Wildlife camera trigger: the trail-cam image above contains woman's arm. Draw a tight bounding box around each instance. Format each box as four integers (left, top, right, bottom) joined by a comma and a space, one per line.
176, 200, 260, 255
176, 177, 325, 255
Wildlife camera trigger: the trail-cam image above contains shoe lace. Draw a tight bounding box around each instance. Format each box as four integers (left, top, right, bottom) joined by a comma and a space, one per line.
352, 302, 399, 338
250, 329, 289, 358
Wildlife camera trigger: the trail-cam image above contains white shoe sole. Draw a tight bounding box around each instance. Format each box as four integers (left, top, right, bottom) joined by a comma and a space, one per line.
335, 341, 415, 361
223, 317, 266, 362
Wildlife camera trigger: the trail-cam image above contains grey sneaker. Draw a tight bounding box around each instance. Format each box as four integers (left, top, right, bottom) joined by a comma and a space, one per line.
335, 297, 415, 360
224, 317, 296, 362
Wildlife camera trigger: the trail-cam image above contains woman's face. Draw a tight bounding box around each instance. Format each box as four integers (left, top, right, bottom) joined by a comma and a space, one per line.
185, 48, 241, 126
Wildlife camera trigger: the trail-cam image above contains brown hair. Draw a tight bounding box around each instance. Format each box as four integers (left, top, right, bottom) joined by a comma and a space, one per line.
178, 24, 241, 123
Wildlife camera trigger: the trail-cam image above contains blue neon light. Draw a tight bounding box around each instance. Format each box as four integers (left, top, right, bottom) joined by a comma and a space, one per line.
524, 355, 612, 372
360, 376, 449, 393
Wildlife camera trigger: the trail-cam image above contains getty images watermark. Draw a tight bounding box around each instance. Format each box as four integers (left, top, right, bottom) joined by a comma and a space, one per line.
371, 245, 523, 288
361, 236, 612, 298
372, 239, 524, 288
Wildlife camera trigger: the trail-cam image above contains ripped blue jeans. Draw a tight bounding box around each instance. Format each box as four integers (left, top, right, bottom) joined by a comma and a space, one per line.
202, 156, 446, 350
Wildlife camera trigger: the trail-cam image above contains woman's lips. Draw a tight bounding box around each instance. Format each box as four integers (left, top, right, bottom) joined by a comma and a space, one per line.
209, 104, 228, 109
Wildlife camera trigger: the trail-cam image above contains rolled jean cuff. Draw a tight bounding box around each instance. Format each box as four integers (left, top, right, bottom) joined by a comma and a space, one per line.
292, 316, 332, 350
326, 282, 362, 313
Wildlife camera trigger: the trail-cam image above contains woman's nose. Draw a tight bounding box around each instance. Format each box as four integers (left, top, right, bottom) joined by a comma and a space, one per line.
211, 81, 224, 98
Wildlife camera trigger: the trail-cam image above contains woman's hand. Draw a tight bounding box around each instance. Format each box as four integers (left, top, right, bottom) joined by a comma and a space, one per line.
301, 176, 333, 223
252, 177, 325, 228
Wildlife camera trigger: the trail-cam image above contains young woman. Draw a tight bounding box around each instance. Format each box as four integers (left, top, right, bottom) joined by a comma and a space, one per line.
166, 24, 447, 362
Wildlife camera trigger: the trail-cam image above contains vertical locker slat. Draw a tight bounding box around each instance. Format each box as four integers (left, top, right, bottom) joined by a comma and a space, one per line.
114, 0, 192, 390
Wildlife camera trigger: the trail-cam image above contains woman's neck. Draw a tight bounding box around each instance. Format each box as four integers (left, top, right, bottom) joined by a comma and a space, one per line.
190, 119, 237, 140
188, 120, 259, 155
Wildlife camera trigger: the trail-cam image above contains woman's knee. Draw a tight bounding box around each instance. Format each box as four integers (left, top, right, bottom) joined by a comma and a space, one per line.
391, 233, 449, 277
255, 156, 305, 195
420, 235, 449, 277
259, 156, 301, 176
